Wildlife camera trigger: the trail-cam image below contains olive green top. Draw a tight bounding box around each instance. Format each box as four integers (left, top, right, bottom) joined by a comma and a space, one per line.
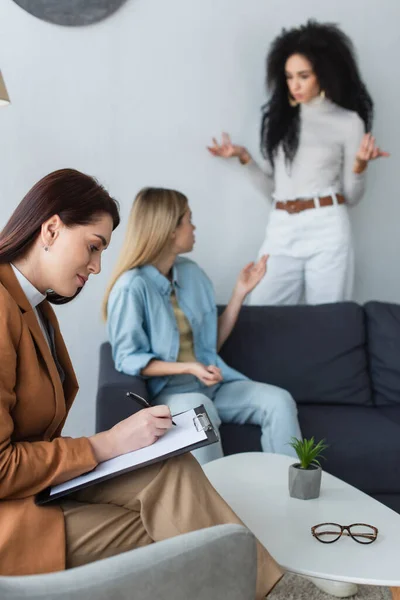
170, 291, 196, 363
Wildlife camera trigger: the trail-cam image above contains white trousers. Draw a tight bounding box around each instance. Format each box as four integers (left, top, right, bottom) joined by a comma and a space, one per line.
249, 203, 354, 306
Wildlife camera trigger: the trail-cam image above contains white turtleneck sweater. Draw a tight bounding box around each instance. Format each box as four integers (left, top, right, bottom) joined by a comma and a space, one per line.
246, 96, 366, 206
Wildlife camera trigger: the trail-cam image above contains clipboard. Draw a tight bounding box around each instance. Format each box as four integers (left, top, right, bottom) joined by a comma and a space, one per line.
35, 405, 218, 506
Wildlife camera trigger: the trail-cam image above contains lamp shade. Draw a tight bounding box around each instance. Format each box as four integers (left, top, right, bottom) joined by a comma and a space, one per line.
0, 71, 10, 107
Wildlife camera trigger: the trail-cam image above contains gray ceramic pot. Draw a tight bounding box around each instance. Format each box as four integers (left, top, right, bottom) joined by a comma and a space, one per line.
288, 463, 322, 500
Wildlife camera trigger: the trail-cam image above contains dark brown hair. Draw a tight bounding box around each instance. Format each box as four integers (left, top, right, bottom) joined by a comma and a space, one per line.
0, 168, 120, 304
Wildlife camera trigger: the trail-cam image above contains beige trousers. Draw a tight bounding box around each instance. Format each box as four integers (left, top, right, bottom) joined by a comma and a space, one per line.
60, 453, 282, 599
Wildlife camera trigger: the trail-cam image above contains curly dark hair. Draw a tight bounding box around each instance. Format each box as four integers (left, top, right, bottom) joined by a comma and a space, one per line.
261, 20, 373, 166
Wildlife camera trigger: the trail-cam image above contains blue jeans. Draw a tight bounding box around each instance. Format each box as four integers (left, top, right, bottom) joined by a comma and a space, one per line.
153, 375, 301, 465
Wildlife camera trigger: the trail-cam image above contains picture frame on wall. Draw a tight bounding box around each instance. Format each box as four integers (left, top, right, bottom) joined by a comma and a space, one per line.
11, 0, 129, 27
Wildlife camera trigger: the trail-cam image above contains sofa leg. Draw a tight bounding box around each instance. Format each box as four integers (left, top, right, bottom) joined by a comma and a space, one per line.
391, 588, 400, 599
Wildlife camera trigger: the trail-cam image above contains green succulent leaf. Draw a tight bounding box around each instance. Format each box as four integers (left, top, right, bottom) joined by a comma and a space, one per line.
288, 436, 328, 469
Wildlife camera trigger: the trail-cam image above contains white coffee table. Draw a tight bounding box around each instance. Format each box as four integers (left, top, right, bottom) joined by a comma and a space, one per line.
203, 453, 400, 598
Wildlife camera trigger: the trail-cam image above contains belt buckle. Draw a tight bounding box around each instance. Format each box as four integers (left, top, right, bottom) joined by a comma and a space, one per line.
286, 201, 298, 214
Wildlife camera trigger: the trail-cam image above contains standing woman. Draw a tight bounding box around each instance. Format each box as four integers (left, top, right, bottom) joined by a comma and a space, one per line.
208, 20, 388, 305
0, 169, 282, 600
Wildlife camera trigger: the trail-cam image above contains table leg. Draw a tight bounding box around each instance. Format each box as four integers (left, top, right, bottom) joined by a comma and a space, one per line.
306, 576, 357, 597
391, 588, 400, 599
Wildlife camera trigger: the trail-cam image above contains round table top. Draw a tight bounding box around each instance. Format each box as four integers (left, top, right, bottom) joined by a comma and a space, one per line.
203, 453, 400, 586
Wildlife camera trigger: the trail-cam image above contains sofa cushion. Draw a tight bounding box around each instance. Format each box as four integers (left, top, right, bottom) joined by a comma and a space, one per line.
298, 404, 400, 494
365, 301, 400, 406
219, 404, 400, 496
220, 424, 262, 455
219, 303, 372, 405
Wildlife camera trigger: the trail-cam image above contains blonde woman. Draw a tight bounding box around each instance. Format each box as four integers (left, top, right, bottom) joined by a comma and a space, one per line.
103, 187, 301, 466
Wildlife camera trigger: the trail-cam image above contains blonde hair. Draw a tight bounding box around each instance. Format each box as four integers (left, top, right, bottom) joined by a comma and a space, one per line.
102, 187, 188, 320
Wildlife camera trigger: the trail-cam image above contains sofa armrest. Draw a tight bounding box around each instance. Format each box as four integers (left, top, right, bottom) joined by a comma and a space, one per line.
0, 524, 257, 600
96, 342, 149, 432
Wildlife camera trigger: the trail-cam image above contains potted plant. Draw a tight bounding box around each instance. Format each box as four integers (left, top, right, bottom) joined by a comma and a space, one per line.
288, 437, 328, 500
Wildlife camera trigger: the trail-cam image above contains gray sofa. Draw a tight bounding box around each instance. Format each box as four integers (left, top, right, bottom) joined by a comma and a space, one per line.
96, 302, 400, 514
0, 524, 257, 600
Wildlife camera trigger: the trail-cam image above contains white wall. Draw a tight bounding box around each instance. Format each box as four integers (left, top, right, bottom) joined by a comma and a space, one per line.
0, 0, 397, 436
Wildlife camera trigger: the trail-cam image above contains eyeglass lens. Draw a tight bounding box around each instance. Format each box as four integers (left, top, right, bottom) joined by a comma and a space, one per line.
314, 523, 342, 542
348, 524, 377, 544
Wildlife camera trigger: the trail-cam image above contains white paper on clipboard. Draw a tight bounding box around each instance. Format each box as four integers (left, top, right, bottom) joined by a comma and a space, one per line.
49, 408, 208, 497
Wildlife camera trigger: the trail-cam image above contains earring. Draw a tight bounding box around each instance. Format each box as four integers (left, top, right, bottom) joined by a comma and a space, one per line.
320, 89, 326, 99
44, 246, 49, 252
288, 93, 298, 107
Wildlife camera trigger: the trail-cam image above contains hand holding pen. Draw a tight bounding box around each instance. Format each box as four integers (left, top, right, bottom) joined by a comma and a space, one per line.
126, 391, 177, 426
91, 399, 174, 461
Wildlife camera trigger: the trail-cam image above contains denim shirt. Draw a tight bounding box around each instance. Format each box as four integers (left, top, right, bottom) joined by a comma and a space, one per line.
107, 256, 247, 399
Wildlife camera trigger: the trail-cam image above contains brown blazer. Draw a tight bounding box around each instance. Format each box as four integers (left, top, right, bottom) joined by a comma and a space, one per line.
0, 264, 97, 575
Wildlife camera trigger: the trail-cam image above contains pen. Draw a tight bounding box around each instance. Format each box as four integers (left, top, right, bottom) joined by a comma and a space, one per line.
126, 391, 177, 426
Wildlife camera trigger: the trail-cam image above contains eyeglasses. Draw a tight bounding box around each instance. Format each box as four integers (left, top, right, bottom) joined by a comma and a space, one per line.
311, 523, 378, 544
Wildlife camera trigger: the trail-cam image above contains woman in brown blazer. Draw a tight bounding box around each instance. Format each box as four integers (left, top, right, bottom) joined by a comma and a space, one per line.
0, 168, 282, 599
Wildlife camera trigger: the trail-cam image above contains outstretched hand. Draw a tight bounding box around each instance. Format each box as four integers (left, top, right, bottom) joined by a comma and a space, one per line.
207, 132, 250, 164
354, 133, 389, 172
234, 255, 269, 298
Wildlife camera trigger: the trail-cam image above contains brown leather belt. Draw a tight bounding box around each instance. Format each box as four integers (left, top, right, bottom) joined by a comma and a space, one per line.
275, 194, 345, 214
